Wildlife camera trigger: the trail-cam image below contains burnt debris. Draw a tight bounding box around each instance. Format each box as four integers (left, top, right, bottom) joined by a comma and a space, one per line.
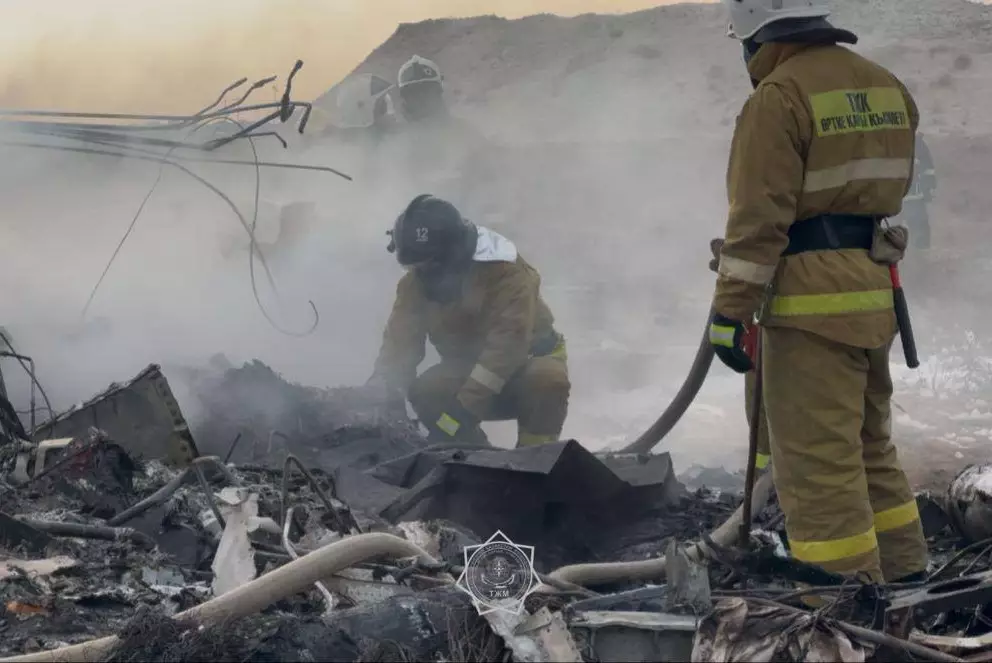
0, 360, 991, 662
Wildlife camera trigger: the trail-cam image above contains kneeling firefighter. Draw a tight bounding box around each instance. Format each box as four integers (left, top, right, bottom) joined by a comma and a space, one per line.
709, 0, 928, 583
368, 194, 570, 447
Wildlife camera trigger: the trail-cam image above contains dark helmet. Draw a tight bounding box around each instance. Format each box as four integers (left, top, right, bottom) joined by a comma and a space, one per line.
397, 55, 446, 122
386, 194, 476, 268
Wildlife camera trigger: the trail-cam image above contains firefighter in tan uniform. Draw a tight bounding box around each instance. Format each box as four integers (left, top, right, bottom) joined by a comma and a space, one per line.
709, 0, 928, 583
369, 194, 570, 447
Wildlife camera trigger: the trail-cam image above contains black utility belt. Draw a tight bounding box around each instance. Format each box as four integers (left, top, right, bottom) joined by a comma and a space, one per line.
783, 214, 881, 257
531, 330, 561, 357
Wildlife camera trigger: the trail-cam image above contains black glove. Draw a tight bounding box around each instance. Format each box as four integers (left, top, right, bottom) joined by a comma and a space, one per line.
709, 313, 755, 374
429, 399, 480, 442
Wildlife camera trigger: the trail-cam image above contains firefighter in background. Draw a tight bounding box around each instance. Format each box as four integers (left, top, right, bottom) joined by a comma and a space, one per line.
368, 194, 570, 448
391, 55, 494, 205
710, 0, 928, 583
898, 133, 936, 249
396, 55, 450, 123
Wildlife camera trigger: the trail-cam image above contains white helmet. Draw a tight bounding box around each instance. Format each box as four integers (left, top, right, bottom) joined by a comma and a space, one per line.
722, 0, 830, 40
398, 55, 443, 89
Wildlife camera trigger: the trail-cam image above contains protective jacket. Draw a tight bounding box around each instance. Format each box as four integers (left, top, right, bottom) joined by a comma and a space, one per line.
714, 43, 920, 349
372, 227, 559, 418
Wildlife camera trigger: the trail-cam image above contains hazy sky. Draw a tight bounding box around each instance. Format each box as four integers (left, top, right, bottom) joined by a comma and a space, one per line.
0, 0, 716, 113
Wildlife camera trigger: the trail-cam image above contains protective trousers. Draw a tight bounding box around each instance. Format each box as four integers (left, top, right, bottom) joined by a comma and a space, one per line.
762, 326, 928, 582
407, 355, 570, 448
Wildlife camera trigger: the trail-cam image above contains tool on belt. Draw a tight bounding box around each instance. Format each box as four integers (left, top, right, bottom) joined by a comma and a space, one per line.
889, 263, 919, 369
784, 214, 920, 369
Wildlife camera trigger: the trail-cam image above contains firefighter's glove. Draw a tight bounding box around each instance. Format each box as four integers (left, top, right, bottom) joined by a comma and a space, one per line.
431, 400, 480, 441
709, 313, 755, 374
709, 238, 725, 274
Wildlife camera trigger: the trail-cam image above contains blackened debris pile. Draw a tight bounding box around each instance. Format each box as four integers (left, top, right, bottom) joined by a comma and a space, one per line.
7, 355, 992, 662
179, 359, 426, 469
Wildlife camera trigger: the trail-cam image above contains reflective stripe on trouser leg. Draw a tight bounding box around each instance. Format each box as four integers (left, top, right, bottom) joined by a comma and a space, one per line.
408, 362, 491, 446
763, 326, 883, 581
863, 342, 928, 581
744, 369, 771, 472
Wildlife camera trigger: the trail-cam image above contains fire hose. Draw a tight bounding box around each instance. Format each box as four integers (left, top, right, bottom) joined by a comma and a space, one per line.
620, 310, 715, 454
0, 533, 446, 663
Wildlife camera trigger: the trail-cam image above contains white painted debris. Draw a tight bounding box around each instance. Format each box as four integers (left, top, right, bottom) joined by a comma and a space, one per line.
488, 606, 583, 663
210, 489, 258, 596
0, 556, 78, 581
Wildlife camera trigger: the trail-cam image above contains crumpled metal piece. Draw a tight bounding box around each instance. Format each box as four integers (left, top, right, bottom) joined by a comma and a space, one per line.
691, 598, 870, 663
947, 464, 992, 542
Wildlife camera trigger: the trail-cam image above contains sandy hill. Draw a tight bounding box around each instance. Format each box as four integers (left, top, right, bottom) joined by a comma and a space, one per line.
312, 0, 991, 264
324, 0, 992, 142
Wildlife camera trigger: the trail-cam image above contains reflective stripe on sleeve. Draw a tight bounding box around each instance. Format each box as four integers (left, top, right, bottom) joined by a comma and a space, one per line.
874, 500, 920, 533
437, 413, 461, 436
803, 158, 912, 193
718, 255, 777, 285
790, 527, 879, 564
770, 289, 893, 317
469, 363, 506, 393
754, 453, 770, 470
709, 324, 736, 348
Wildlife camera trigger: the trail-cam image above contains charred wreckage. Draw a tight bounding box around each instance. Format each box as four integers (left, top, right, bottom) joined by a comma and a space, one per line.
0, 352, 988, 662
0, 64, 990, 663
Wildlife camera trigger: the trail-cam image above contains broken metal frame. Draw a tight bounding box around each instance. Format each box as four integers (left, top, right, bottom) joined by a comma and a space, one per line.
885, 571, 992, 641
0, 61, 314, 154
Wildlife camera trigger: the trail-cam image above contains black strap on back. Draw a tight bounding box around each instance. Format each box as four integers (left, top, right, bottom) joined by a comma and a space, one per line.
782, 214, 879, 257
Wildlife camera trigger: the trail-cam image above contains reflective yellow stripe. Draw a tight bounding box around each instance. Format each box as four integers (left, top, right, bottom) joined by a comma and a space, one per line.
791, 527, 878, 564
436, 413, 460, 436
754, 453, 770, 470
550, 336, 568, 360
709, 324, 736, 348
804, 158, 912, 193
809, 87, 910, 138
518, 431, 557, 447
874, 500, 920, 533
469, 363, 506, 393
718, 255, 777, 285
770, 289, 893, 317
